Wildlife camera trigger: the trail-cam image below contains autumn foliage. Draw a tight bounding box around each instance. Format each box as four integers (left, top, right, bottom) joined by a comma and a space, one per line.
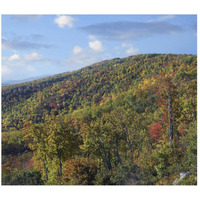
149, 122, 164, 142
62, 158, 98, 185
2, 54, 197, 185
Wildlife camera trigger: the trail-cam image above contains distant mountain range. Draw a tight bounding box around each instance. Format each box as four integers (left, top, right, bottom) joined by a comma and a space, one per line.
2, 74, 52, 86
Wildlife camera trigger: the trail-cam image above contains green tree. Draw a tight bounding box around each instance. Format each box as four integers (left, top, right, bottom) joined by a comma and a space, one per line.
47, 120, 80, 176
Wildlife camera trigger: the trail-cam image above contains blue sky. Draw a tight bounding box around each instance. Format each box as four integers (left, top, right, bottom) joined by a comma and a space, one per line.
1, 14, 197, 81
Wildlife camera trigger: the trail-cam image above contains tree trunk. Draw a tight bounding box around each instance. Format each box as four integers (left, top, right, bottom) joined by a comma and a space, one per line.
99, 142, 112, 171
168, 91, 173, 145
58, 155, 62, 176
43, 156, 48, 181
115, 134, 120, 165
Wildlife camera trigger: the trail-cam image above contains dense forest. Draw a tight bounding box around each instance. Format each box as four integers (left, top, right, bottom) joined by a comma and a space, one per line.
2, 54, 197, 185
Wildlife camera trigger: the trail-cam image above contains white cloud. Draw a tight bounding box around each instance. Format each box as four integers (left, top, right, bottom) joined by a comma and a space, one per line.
89, 40, 103, 52
54, 15, 75, 28
2, 52, 56, 81
8, 54, 20, 61
2, 52, 42, 63
24, 52, 41, 61
73, 46, 83, 55
122, 43, 139, 55
2, 65, 12, 75
62, 50, 108, 70
126, 47, 139, 55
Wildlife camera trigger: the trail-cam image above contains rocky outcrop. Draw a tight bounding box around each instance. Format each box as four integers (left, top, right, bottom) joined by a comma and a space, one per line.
173, 171, 190, 185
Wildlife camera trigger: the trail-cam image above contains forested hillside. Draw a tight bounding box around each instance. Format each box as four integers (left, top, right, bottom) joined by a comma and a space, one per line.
2, 54, 197, 185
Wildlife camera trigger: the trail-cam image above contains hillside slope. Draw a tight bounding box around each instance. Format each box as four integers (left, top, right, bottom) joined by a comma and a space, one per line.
2, 53, 196, 130
2, 54, 197, 185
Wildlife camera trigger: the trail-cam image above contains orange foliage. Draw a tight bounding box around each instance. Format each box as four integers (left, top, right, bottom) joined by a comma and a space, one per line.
62, 157, 98, 185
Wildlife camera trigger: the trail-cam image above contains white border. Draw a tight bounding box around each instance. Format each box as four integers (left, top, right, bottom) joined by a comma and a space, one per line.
0, 1, 199, 200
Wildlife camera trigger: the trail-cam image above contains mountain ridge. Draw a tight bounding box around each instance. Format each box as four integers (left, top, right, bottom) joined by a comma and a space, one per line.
2, 53, 197, 185
2, 53, 197, 131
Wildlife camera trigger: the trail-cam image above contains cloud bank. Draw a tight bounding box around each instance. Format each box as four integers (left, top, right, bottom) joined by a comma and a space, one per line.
2, 37, 53, 51
81, 21, 184, 41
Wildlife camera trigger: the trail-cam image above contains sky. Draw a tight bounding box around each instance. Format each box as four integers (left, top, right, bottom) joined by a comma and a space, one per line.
1, 14, 197, 82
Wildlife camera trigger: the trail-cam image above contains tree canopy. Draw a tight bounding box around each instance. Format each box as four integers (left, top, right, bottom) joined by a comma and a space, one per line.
2, 54, 197, 185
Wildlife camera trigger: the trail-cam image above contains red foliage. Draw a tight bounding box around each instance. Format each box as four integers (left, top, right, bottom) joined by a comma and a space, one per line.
2, 165, 11, 173
8, 156, 23, 169
149, 122, 164, 142
50, 101, 56, 109
155, 96, 167, 107
24, 159, 34, 169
